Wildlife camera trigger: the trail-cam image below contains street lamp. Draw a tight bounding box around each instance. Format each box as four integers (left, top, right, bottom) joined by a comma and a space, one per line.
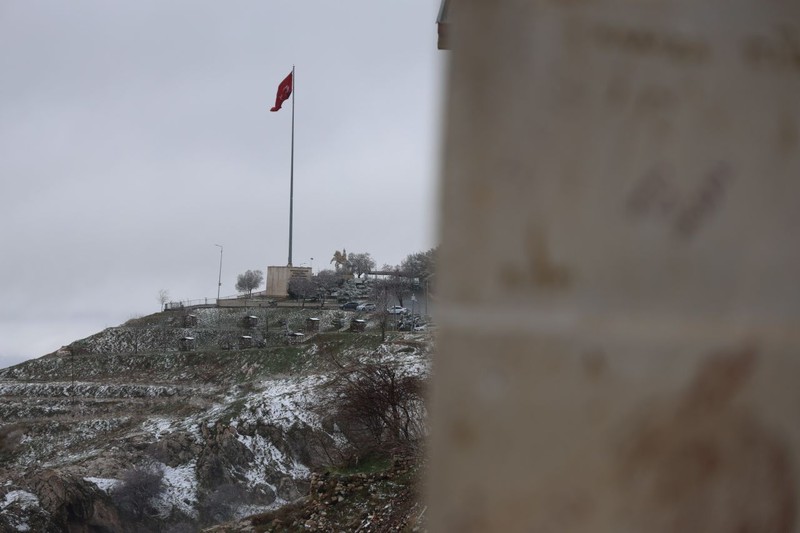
424, 278, 428, 317
214, 244, 223, 301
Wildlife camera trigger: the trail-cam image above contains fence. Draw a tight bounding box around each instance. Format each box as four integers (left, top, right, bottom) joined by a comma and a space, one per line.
164, 298, 217, 310
164, 293, 276, 311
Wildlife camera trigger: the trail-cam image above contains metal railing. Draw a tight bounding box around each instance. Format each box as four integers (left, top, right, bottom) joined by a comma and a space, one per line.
164, 298, 218, 310
164, 292, 275, 310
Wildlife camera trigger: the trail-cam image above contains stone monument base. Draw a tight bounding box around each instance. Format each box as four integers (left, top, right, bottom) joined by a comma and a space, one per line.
266, 266, 312, 297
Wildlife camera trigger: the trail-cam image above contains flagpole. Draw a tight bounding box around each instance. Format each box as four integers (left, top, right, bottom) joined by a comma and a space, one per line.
288, 65, 295, 267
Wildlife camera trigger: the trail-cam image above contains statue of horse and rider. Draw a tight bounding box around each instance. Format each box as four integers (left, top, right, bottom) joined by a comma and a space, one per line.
330, 249, 353, 276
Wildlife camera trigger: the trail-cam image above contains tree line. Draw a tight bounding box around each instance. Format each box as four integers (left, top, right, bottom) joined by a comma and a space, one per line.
287, 248, 437, 304
164, 247, 438, 305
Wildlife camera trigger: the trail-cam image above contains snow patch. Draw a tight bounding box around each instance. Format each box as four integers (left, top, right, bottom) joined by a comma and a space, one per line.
154, 461, 198, 519
242, 374, 327, 430
84, 477, 120, 492
237, 433, 309, 489
1, 490, 39, 510
1, 490, 40, 532
142, 417, 173, 440
235, 501, 285, 520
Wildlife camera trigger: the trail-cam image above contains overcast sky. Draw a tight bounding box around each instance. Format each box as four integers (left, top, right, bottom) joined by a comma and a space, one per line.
0, 1, 445, 368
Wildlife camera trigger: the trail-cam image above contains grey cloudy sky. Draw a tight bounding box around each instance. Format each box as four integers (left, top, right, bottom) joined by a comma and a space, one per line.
0, 1, 445, 368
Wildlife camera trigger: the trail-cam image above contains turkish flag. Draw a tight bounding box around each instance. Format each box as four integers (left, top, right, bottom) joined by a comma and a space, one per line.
270, 72, 293, 112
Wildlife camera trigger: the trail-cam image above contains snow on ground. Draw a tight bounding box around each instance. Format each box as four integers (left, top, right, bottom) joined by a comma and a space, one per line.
1, 490, 40, 532
372, 341, 431, 377
156, 461, 198, 519
227, 341, 430, 490
40, 448, 103, 469
187, 422, 202, 441
238, 374, 328, 430
235, 502, 285, 520
0, 382, 186, 398
85, 464, 199, 520
135, 391, 222, 438
237, 433, 309, 489
24, 417, 130, 468
1, 326, 433, 529
84, 477, 120, 492
1, 490, 39, 511
141, 417, 173, 440
233, 375, 321, 490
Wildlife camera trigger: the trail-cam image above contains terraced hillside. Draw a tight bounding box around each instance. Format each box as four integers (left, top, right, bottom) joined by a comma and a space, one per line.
0, 307, 430, 532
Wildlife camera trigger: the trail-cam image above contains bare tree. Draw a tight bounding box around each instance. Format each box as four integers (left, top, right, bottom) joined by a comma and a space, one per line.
373, 282, 391, 341
348, 252, 376, 278
157, 289, 170, 311
313, 269, 339, 308
235, 270, 264, 297
400, 247, 438, 282
385, 270, 412, 308
199, 483, 246, 526
288, 275, 314, 308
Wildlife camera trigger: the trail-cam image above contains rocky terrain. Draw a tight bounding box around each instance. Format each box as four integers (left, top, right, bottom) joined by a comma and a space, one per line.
205, 456, 426, 533
0, 305, 430, 532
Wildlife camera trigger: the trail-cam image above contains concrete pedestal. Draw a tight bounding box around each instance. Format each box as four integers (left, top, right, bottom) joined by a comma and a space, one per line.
266, 266, 312, 298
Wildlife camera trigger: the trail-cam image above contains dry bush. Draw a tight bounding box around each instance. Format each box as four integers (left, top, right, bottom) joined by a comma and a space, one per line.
0, 424, 25, 459
199, 483, 246, 525
319, 359, 427, 465
111, 466, 164, 521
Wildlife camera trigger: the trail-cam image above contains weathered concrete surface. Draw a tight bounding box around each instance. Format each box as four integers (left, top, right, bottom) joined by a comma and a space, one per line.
429, 0, 800, 531
266, 266, 311, 297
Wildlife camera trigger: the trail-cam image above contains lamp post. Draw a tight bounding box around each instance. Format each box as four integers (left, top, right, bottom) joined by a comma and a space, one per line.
214, 244, 223, 301
424, 278, 428, 317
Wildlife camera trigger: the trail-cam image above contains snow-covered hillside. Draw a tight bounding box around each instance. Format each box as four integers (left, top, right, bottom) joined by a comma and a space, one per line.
0, 306, 431, 532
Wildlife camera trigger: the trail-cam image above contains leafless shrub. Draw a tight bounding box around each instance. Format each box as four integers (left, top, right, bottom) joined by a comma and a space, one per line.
319, 359, 427, 465
199, 483, 246, 525
0, 424, 25, 459
111, 466, 164, 521
157, 289, 170, 311
331, 311, 346, 330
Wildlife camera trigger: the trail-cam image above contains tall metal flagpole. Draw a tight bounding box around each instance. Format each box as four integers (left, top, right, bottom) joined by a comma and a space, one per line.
288, 65, 295, 267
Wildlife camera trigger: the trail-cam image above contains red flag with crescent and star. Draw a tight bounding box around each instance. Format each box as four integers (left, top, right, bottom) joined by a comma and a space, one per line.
270, 72, 293, 112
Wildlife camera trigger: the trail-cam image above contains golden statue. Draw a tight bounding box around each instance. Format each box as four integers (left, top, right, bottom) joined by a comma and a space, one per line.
330, 249, 349, 272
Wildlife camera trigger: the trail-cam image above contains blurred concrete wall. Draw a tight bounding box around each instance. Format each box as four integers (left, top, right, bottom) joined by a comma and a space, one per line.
429, 1, 800, 531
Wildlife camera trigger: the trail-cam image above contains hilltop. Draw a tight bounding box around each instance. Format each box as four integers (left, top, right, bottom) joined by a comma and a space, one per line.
0, 305, 430, 532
